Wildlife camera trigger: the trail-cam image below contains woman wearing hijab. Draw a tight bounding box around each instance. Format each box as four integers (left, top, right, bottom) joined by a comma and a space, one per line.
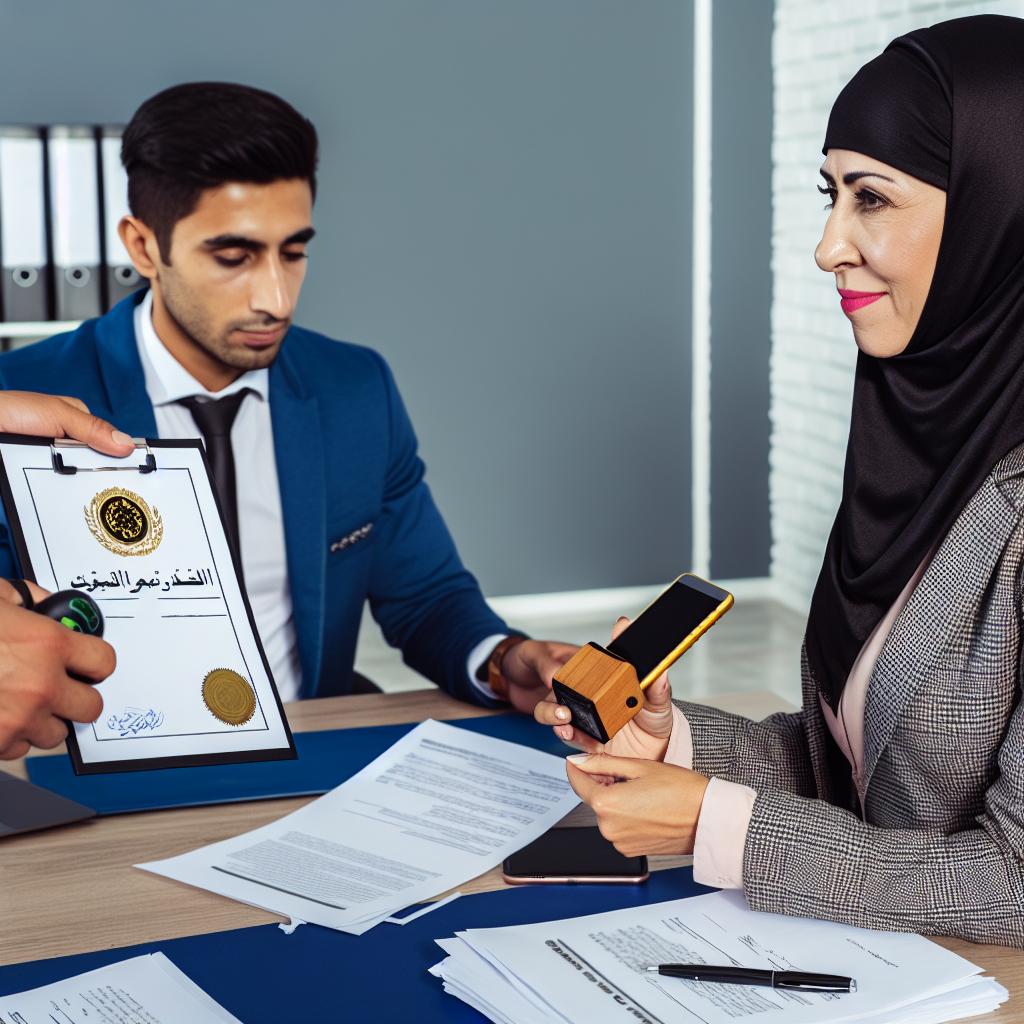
535, 13, 1024, 948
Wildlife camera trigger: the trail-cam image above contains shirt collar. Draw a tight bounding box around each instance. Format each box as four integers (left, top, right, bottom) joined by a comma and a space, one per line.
134, 289, 269, 407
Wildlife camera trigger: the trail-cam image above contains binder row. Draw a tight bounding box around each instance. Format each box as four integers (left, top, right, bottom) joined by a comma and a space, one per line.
0, 125, 144, 324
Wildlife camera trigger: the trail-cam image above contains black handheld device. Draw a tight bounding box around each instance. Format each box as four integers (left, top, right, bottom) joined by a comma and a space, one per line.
33, 589, 104, 637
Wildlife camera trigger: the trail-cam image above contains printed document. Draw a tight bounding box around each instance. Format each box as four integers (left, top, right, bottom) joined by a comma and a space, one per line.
0, 952, 241, 1023
0, 438, 293, 773
139, 719, 579, 934
431, 889, 1008, 1024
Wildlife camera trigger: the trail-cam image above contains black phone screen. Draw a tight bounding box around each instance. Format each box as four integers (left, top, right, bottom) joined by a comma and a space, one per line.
503, 827, 647, 879
606, 577, 724, 682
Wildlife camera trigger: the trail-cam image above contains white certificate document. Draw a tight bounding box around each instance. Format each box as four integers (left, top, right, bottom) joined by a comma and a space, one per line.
0, 437, 294, 773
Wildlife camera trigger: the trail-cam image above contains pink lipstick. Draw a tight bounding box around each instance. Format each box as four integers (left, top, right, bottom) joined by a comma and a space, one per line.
838, 288, 886, 314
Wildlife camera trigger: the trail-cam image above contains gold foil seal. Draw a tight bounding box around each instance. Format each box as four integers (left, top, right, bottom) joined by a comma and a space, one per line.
202, 668, 257, 726
84, 486, 163, 556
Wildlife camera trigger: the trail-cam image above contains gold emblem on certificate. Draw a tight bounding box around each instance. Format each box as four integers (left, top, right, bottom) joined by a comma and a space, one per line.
202, 668, 257, 726
84, 486, 164, 556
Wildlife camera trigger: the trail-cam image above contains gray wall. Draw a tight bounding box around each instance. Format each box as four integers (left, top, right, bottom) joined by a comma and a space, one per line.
0, 0, 773, 593
709, 0, 773, 579
0, 0, 696, 596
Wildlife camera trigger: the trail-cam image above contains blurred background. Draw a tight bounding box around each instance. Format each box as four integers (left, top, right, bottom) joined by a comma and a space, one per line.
0, 0, 1013, 704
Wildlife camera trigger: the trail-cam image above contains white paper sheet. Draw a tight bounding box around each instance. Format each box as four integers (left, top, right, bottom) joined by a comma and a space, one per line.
431, 889, 1008, 1024
138, 719, 580, 934
0, 439, 291, 768
0, 952, 242, 1023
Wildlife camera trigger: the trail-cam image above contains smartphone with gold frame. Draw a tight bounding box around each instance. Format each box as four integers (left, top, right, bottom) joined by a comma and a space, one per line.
606, 572, 733, 689
552, 572, 734, 743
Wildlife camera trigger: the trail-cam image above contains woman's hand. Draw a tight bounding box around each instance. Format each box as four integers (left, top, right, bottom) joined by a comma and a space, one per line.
533, 616, 675, 760
565, 752, 710, 857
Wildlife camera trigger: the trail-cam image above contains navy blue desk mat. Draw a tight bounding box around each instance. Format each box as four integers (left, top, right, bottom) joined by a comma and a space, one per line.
0, 866, 710, 1022
24, 714, 569, 816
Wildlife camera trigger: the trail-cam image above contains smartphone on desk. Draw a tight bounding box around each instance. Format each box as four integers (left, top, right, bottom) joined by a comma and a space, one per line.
502, 827, 649, 884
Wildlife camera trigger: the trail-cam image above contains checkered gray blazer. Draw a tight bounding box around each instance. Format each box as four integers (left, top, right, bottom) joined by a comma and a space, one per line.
676, 442, 1024, 948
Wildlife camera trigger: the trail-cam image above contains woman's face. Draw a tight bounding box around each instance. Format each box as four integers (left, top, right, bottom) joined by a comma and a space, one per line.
815, 149, 946, 358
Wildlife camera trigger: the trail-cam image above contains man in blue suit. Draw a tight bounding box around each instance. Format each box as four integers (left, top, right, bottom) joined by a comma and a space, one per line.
0, 82, 576, 710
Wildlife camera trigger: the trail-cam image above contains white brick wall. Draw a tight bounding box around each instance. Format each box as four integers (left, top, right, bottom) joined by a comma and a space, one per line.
769, 0, 1024, 613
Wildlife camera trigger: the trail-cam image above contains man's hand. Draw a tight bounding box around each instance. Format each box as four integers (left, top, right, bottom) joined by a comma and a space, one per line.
0, 391, 134, 456
565, 752, 710, 857
499, 639, 579, 715
0, 581, 115, 760
534, 616, 675, 759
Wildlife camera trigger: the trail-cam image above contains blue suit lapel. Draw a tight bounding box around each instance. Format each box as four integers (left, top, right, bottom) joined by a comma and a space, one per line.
93, 290, 158, 437
270, 340, 326, 696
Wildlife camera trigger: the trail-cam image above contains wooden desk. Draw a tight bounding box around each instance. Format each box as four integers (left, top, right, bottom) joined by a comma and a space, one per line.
3, 689, 1022, 1023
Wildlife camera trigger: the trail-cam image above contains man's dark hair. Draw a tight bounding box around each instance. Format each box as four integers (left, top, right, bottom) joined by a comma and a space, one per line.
122, 81, 318, 262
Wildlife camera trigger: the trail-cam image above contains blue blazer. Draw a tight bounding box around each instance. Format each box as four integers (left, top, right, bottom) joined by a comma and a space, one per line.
0, 290, 510, 702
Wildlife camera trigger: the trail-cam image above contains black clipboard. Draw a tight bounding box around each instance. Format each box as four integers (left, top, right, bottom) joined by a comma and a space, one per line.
0, 434, 296, 775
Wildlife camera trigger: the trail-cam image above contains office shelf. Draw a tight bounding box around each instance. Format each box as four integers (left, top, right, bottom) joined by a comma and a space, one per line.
0, 320, 82, 338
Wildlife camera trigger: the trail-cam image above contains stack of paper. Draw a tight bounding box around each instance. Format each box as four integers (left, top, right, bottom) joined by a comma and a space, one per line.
0, 952, 241, 1023
139, 720, 580, 934
430, 889, 1008, 1024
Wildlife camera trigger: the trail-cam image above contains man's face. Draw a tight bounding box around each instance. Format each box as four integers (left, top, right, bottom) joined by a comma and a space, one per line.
155, 179, 314, 372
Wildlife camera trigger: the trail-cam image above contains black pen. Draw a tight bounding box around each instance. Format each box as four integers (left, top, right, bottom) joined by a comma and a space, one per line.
646, 965, 856, 993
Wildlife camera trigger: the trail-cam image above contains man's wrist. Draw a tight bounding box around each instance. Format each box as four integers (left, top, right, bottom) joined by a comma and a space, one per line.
479, 634, 529, 699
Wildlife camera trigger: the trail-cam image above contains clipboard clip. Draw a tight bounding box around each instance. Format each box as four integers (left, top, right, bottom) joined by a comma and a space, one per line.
51, 439, 158, 475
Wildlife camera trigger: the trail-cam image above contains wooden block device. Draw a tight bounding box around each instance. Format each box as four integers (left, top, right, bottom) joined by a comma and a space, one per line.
552, 573, 733, 743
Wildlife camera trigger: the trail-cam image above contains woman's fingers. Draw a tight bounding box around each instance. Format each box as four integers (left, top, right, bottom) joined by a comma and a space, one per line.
567, 751, 650, 781
534, 692, 604, 751
609, 616, 631, 643
565, 760, 604, 804
610, 615, 673, 704
534, 693, 571, 726
563, 730, 603, 753
534, 693, 576, 740
536, 614, 675, 754
644, 671, 672, 706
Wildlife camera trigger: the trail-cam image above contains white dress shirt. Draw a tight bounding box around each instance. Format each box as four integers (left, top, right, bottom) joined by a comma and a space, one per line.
135, 291, 304, 701
134, 291, 499, 701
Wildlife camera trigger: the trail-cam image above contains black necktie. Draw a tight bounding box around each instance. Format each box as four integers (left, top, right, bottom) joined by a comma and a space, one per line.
177, 390, 250, 579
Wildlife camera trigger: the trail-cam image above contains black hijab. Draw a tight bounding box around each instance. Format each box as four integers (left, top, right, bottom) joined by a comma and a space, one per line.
807, 14, 1024, 711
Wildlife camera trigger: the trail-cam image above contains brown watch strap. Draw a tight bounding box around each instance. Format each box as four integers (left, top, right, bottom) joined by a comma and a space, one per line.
485, 635, 528, 700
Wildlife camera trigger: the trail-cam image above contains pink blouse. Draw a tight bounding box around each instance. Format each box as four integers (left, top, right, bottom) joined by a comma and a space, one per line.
666, 548, 936, 890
